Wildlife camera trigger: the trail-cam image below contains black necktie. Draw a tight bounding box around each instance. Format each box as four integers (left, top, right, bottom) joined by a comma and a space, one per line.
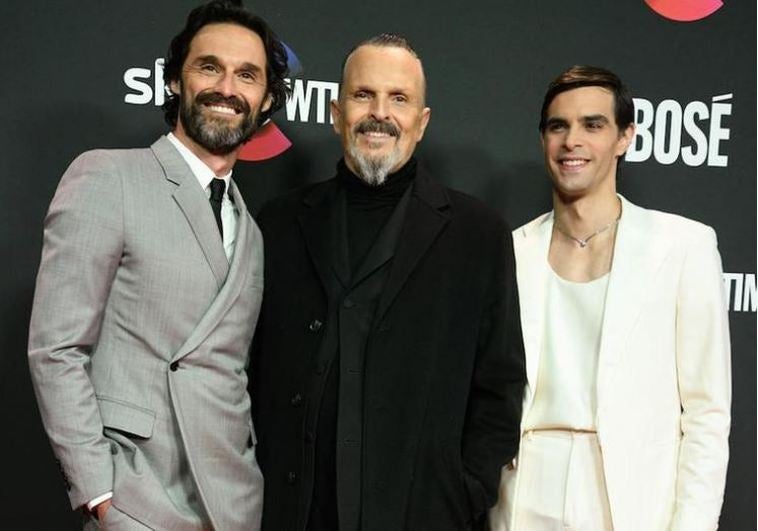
209, 178, 225, 239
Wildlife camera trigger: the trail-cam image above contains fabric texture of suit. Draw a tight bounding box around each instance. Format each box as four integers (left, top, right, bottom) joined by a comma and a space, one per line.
28, 136, 265, 530
252, 167, 526, 531
490, 195, 731, 531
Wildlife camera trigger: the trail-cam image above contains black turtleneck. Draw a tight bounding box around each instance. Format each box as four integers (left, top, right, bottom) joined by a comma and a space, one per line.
336, 158, 417, 273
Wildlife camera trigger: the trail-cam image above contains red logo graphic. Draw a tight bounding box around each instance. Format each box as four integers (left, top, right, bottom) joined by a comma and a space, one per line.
238, 121, 292, 162
645, 0, 723, 21
238, 43, 301, 162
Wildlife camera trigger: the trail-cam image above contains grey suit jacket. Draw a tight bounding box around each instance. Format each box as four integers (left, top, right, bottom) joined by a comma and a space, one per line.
28, 136, 264, 530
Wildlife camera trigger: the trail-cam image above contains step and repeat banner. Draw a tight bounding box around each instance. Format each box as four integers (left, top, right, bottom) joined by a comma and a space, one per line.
1, 0, 754, 528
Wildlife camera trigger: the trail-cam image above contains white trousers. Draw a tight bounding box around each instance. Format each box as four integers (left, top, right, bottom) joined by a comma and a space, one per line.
491, 430, 614, 531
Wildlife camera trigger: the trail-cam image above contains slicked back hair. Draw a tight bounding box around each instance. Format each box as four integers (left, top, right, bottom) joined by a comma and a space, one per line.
339, 33, 427, 104
539, 65, 634, 135
162, 0, 290, 127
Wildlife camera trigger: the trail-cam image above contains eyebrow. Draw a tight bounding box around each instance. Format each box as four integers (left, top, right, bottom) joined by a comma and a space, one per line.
545, 114, 610, 127
581, 114, 610, 124
190, 55, 264, 73
191, 55, 221, 66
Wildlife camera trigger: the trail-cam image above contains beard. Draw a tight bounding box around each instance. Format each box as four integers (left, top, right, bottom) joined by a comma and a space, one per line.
179, 90, 260, 155
346, 119, 402, 186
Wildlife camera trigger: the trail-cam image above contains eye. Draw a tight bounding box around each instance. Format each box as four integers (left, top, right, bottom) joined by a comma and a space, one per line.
353, 90, 371, 100
238, 71, 258, 83
199, 63, 220, 74
392, 94, 408, 104
586, 121, 603, 130
547, 122, 566, 133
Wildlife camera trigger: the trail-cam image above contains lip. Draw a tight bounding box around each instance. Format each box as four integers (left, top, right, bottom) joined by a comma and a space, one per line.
358, 131, 396, 147
204, 103, 240, 116
360, 131, 394, 139
557, 157, 589, 172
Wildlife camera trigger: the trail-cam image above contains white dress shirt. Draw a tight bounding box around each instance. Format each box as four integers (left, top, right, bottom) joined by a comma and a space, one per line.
167, 132, 238, 260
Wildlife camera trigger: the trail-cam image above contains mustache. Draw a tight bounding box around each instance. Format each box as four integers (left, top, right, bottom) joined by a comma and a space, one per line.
354, 119, 400, 137
196, 91, 250, 114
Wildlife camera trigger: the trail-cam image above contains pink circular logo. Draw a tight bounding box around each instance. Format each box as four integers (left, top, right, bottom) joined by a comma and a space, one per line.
645, 0, 723, 22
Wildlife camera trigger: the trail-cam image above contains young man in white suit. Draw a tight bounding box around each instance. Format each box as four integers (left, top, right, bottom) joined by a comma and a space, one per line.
27, 1, 289, 529
490, 66, 731, 531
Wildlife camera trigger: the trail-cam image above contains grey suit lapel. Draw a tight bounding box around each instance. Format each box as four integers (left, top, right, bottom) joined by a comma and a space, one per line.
151, 136, 229, 288
172, 180, 258, 362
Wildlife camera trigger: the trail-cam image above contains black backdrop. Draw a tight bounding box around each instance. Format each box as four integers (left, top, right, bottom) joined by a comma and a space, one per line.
1, 1, 754, 528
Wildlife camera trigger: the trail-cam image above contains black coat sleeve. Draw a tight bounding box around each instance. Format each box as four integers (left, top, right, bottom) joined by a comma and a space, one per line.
461, 224, 526, 520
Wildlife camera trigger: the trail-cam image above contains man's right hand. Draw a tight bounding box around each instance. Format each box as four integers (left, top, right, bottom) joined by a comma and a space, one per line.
94, 499, 112, 521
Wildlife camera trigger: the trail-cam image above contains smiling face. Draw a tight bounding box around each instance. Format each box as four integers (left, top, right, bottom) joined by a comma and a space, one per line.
541, 86, 634, 201
170, 23, 272, 155
331, 45, 430, 185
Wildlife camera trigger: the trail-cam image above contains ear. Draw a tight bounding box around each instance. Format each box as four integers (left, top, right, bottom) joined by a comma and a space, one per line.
169, 79, 180, 96
261, 93, 273, 113
616, 123, 635, 157
415, 107, 432, 141
330, 99, 342, 135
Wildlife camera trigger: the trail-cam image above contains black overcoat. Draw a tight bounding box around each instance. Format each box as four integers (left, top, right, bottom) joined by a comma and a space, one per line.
252, 168, 526, 531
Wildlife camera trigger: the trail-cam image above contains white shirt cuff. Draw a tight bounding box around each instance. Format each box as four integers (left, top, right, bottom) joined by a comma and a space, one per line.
86, 491, 113, 511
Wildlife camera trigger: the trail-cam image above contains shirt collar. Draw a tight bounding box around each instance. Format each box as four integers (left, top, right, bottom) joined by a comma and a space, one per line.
166, 132, 232, 193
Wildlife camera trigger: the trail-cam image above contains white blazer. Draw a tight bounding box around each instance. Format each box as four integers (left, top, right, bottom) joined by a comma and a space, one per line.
490, 196, 731, 531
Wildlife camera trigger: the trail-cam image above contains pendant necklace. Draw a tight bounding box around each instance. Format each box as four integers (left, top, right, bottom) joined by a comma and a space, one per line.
554, 216, 620, 248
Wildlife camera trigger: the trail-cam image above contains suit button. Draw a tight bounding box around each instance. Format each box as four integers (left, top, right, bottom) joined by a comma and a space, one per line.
287, 471, 297, 484
308, 319, 323, 332
169, 361, 180, 372
290, 393, 303, 407
304, 431, 314, 443
343, 298, 355, 308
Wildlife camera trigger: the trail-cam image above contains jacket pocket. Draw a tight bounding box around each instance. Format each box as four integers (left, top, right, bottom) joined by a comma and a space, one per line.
97, 396, 156, 438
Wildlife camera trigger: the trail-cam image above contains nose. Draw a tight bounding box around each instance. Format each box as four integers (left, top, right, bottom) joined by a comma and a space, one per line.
369, 95, 390, 121
214, 71, 237, 97
563, 126, 582, 150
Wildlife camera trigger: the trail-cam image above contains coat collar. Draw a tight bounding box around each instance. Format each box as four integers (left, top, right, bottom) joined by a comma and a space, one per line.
594, 195, 671, 408
151, 135, 229, 287
297, 165, 451, 318
350, 185, 413, 288
298, 179, 345, 295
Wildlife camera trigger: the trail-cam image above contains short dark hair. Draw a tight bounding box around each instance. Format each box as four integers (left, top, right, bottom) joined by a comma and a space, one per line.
339, 33, 427, 103
162, 0, 290, 127
539, 65, 634, 134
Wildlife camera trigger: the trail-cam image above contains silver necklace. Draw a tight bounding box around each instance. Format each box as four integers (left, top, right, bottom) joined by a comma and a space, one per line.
554, 217, 620, 248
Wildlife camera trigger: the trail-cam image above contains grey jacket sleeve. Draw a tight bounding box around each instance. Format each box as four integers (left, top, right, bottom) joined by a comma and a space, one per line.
28, 151, 124, 508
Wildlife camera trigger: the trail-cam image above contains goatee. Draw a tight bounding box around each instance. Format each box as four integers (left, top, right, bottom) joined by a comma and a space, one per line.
347, 118, 402, 186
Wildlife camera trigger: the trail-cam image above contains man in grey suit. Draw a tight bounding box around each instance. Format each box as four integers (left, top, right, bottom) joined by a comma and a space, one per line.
27, 1, 289, 529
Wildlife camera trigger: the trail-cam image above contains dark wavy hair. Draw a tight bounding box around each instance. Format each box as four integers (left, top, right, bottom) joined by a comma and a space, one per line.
539, 65, 634, 134
162, 0, 290, 127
